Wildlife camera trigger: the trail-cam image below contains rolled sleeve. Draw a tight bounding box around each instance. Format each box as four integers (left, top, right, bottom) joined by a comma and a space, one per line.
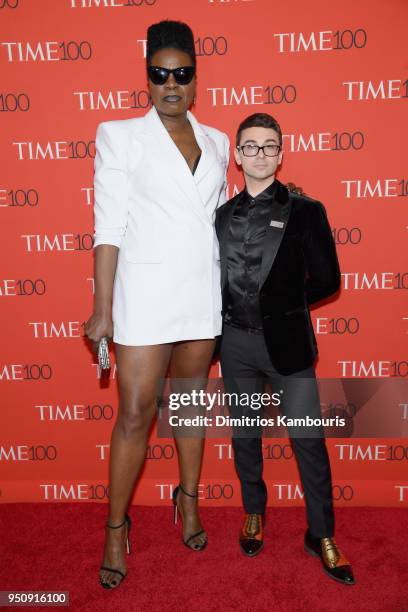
93, 122, 129, 249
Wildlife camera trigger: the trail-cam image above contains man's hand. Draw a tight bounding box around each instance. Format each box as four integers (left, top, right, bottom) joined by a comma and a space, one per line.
286, 182, 305, 195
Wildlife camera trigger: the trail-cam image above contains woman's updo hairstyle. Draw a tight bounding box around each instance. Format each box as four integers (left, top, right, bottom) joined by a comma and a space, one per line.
146, 20, 196, 68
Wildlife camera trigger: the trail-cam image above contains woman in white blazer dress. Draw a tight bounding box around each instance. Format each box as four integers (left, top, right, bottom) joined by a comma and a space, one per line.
84, 21, 229, 589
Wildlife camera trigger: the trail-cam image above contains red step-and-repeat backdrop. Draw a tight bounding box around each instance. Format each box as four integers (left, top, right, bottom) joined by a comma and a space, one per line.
1, 0, 407, 507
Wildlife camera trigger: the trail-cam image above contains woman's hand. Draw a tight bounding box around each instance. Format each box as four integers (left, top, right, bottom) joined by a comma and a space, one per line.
83, 312, 113, 353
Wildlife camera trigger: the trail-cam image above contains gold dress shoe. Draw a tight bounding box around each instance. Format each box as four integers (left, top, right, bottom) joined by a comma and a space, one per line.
304, 530, 355, 585
239, 513, 264, 557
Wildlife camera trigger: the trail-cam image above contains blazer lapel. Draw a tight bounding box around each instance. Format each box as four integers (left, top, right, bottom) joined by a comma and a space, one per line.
187, 111, 217, 185
258, 181, 292, 290
143, 107, 211, 226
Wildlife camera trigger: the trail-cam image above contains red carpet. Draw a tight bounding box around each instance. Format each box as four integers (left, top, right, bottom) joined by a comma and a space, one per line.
1, 504, 407, 611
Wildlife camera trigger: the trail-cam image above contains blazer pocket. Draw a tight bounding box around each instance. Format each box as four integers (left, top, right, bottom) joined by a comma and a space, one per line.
123, 247, 162, 264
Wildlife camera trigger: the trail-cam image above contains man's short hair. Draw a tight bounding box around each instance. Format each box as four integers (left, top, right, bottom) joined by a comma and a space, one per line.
236, 113, 282, 147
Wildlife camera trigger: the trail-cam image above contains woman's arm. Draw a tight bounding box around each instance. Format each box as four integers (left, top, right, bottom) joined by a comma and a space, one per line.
84, 121, 130, 350
84, 245, 118, 349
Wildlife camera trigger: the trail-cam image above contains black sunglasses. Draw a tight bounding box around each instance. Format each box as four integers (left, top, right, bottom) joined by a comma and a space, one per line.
148, 65, 195, 86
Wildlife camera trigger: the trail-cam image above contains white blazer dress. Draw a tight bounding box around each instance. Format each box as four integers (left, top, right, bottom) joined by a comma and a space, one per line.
93, 106, 230, 345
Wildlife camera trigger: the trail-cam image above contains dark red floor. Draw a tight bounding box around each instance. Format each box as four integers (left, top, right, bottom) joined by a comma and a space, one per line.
1, 504, 407, 611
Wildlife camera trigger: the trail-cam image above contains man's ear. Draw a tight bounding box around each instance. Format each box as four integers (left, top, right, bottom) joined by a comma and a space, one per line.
234, 147, 242, 166
286, 182, 306, 195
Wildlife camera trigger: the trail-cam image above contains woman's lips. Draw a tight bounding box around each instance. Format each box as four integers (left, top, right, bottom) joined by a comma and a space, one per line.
163, 95, 182, 103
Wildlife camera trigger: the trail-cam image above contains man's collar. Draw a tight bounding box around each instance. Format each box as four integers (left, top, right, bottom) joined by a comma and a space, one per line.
243, 179, 288, 204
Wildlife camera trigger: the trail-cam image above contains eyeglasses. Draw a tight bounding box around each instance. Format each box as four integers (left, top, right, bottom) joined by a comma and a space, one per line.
237, 144, 281, 157
148, 65, 195, 86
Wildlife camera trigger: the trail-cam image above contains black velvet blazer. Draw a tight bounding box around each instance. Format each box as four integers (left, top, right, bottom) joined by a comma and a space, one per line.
215, 179, 341, 375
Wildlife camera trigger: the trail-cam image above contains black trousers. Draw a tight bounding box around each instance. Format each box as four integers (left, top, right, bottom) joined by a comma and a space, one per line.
220, 323, 334, 538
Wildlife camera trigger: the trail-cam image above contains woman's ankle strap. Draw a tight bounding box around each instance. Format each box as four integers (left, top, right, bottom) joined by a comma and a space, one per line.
179, 484, 199, 498
106, 514, 129, 529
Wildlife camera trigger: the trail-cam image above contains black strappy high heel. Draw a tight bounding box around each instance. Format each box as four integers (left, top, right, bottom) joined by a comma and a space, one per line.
172, 484, 207, 551
99, 513, 132, 589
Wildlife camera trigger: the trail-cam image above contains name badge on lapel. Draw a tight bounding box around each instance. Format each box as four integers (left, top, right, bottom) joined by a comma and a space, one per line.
270, 220, 284, 229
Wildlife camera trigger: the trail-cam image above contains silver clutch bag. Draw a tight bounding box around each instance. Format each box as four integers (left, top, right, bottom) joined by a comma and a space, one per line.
98, 336, 110, 370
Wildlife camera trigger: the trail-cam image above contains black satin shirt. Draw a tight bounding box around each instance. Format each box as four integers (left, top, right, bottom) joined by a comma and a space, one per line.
225, 181, 278, 329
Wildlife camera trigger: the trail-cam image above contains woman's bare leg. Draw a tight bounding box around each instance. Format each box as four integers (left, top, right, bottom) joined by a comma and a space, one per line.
100, 343, 172, 587
169, 339, 216, 549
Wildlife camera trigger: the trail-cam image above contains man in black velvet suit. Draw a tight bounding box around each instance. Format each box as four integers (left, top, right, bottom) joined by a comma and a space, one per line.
215, 113, 355, 585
